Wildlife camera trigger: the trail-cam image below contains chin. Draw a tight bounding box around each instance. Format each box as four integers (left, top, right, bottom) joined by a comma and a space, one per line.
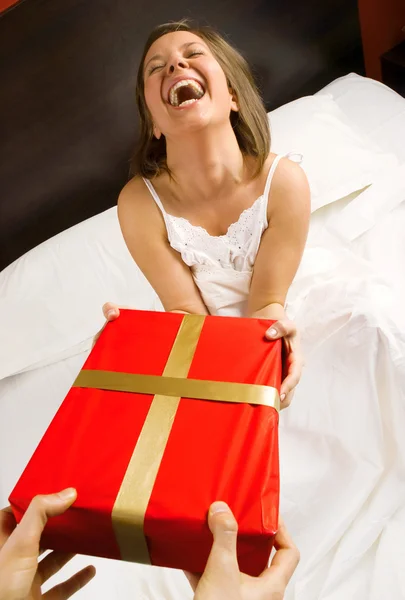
168, 109, 230, 136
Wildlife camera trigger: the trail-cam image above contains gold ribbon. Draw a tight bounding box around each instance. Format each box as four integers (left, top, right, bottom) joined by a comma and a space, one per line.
73, 371, 279, 408
110, 314, 204, 563
73, 314, 279, 563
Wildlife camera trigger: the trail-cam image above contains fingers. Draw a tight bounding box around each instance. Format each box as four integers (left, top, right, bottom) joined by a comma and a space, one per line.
0, 507, 17, 542
93, 302, 120, 349
280, 363, 301, 406
183, 571, 201, 591
280, 341, 303, 401
274, 519, 297, 554
38, 551, 76, 585
271, 521, 300, 582
186, 503, 240, 594
280, 390, 295, 410
265, 319, 302, 408
102, 302, 120, 321
265, 318, 297, 340
202, 502, 239, 581
3, 489, 77, 558
261, 520, 300, 587
1, 506, 13, 514
280, 370, 300, 400
207, 502, 239, 559
44, 565, 96, 599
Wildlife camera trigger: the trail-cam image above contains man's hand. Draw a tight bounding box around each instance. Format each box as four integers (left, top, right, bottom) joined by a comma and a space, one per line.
187, 502, 299, 599
0, 489, 95, 600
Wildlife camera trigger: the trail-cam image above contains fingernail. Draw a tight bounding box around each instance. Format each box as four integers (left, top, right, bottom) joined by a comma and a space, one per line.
107, 309, 117, 319
280, 393, 286, 402
210, 501, 230, 515
267, 328, 277, 338
58, 488, 77, 501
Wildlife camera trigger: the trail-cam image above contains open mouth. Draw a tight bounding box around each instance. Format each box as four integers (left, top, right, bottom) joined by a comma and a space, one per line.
168, 79, 205, 108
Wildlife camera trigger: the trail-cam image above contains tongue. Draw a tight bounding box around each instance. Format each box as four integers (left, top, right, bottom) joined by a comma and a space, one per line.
177, 85, 199, 105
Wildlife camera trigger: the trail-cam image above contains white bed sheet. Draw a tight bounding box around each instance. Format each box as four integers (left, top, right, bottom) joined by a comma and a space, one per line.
1, 74, 405, 600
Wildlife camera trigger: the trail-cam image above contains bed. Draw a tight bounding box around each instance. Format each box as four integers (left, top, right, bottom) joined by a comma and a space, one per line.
1, 71, 405, 600
2, 0, 405, 596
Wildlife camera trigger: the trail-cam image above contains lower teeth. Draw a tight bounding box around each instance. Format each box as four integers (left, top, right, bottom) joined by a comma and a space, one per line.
178, 98, 198, 107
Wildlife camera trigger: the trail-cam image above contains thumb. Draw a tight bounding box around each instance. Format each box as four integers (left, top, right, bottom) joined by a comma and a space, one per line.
102, 302, 120, 321
204, 502, 239, 578
5, 489, 77, 557
265, 319, 296, 341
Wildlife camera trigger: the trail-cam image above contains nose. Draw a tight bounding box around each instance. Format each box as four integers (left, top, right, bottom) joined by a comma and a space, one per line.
168, 56, 189, 73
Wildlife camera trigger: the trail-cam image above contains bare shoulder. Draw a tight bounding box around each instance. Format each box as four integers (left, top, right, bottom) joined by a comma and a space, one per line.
273, 155, 309, 192
117, 176, 165, 233
118, 176, 152, 213
268, 155, 311, 218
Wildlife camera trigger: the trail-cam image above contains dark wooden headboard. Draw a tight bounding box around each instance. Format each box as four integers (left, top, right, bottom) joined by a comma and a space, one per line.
0, 0, 364, 271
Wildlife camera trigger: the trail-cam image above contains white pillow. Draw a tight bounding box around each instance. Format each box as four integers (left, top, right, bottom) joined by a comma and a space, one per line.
0, 207, 161, 381
316, 73, 405, 164
268, 94, 399, 212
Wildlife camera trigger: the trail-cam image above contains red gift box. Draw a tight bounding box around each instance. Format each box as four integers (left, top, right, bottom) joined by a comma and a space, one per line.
9, 310, 281, 576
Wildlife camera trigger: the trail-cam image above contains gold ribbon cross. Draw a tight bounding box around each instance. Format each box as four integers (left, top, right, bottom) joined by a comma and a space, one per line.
72, 314, 279, 563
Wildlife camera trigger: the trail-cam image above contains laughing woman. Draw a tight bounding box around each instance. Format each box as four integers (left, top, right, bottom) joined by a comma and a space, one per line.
104, 20, 310, 407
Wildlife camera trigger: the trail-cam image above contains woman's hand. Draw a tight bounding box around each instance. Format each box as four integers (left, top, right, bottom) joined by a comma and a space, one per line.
0, 489, 95, 600
265, 318, 302, 408
186, 502, 299, 600
90, 303, 121, 347
102, 302, 121, 321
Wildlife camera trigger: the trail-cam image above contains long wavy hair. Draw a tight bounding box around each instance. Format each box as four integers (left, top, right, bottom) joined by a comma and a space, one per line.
131, 19, 270, 179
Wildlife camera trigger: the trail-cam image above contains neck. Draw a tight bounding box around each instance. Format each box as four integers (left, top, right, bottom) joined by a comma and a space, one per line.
165, 123, 246, 202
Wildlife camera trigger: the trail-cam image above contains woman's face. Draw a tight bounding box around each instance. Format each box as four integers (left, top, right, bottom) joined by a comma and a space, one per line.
143, 31, 238, 139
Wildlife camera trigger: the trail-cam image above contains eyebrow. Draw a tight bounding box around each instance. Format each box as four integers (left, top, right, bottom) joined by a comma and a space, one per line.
144, 41, 205, 71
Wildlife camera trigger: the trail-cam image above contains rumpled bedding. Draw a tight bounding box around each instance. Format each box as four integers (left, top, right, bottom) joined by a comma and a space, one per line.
1, 139, 405, 599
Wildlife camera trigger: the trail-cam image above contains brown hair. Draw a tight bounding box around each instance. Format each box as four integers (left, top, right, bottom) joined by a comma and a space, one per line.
131, 19, 270, 179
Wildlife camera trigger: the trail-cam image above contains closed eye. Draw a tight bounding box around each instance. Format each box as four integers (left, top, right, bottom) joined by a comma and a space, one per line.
147, 50, 203, 75
148, 63, 165, 75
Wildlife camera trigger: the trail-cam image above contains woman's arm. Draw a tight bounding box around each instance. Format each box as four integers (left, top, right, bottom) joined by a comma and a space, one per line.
247, 158, 310, 407
118, 177, 208, 315
246, 158, 310, 319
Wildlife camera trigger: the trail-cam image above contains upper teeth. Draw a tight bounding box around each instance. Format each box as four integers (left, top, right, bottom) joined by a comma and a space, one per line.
169, 79, 204, 107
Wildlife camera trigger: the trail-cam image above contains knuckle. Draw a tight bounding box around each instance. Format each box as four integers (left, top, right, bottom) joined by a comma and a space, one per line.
72, 577, 83, 593
32, 494, 46, 510
281, 318, 296, 334
27, 495, 48, 530
276, 322, 288, 337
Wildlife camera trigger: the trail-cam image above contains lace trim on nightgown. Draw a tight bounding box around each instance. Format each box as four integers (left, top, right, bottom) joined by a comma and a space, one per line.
142, 152, 302, 275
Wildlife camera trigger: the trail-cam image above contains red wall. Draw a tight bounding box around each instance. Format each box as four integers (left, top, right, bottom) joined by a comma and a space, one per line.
358, 0, 405, 80
0, 0, 18, 12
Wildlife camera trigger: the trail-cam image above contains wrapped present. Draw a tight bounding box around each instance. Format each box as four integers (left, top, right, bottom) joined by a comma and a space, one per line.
9, 309, 282, 576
